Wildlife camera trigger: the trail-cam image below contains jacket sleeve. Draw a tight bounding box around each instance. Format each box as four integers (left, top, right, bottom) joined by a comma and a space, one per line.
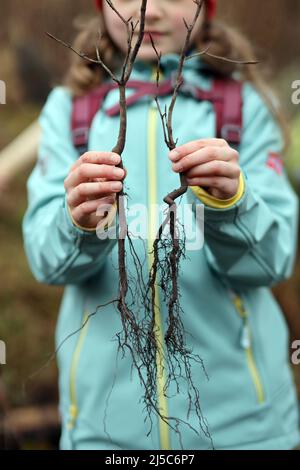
188, 83, 299, 289
22, 87, 118, 286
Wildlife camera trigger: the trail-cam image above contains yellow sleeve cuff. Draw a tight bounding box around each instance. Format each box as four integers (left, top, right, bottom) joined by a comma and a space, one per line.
67, 203, 117, 233
190, 172, 245, 210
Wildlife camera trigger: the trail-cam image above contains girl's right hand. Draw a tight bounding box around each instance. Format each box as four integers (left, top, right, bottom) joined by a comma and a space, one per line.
64, 151, 125, 230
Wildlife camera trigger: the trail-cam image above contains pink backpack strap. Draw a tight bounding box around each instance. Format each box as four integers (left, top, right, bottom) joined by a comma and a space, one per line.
177, 75, 243, 145
71, 82, 117, 153
106, 79, 174, 117
209, 79, 243, 145
71, 77, 243, 154
71, 79, 174, 153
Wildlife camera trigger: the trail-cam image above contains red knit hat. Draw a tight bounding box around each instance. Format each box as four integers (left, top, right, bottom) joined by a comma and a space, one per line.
95, 0, 217, 19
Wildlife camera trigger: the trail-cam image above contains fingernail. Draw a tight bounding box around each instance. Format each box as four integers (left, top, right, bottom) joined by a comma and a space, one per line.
111, 153, 121, 164
113, 167, 124, 178
111, 182, 122, 191
173, 163, 183, 172
169, 150, 180, 161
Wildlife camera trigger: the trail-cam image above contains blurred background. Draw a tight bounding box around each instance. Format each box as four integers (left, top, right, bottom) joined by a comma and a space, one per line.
0, 0, 300, 450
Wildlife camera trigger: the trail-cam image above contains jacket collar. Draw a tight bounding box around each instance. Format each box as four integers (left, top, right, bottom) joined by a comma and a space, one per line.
131, 48, 209, 81
101, 49, 212, 113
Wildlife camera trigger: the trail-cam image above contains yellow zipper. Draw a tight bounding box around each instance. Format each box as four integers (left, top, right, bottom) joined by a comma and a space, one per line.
68, 312, 90, 430
232, 295, 265, 404
147, 90, 171, 450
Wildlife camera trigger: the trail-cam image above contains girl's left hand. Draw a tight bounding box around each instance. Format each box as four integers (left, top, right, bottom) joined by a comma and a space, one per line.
169, 138, 241, 200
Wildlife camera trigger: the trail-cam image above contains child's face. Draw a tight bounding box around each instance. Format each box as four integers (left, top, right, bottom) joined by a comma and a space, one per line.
103, 0, 205, 61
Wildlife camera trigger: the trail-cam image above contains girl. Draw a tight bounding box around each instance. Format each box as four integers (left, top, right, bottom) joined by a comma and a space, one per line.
23, 0, 300, 450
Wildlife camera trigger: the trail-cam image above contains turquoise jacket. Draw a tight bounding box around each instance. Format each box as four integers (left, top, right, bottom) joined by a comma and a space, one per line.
23, 53, 300, 450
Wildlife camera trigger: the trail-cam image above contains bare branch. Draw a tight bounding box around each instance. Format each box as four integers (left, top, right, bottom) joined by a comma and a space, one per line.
105, 0, 132, 25
187, 49, 259, 65
45, 31, 118, 83
167, 0, 205, 152
155, 97, 169, 147
145, 0, 214, 446
105, 0, 135, 82
47, 0, 218, 445
124, 0, 148, 82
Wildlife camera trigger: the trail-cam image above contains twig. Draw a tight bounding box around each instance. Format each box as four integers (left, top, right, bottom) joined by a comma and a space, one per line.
45, 32, 118, 83
146, 0, 214, 446
186, 49, 259, 65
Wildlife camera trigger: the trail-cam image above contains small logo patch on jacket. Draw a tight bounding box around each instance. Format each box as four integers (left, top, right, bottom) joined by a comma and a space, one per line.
266, 152, 283, 175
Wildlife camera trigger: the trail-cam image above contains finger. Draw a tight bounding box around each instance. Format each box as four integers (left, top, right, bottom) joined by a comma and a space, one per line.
187, 175, 238, 195
91, 167, 127, 183
185, 161, 240, 179
67, 181, 122, 208
171, 147, 234, 173
94, 195, 117, 218
65, 163, 125, 190
72, 197, 115, 221
99, 194, 117, 205
95, 198, 117, 219
169, 138, 229, 162
69, 152, 121, 173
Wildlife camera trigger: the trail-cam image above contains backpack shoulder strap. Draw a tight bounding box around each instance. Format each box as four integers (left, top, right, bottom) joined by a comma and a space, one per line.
71, 83, 117, 155
71, 77, 243, 155
209, 78, 243, 146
